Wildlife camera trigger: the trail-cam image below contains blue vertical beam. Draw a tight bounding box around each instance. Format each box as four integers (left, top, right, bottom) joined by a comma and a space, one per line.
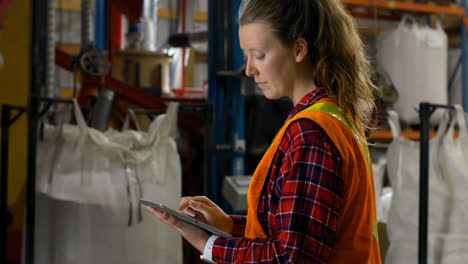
208, 0, 221, 203
462, 0, 468, 111
94, 0, 109, 50
216, 1, 226, 204
231, 0, 245, 176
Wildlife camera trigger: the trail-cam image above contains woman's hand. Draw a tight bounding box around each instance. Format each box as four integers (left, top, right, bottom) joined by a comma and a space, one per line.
178, 196, 233, 234
146, 205, 210, 253
145, 196, 233, 253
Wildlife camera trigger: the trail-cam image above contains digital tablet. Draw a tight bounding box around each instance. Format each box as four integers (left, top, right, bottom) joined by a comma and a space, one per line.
140, 199, 232, 238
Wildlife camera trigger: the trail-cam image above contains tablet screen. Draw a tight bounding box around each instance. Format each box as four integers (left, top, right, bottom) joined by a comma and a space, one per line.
140, 199, 232, 238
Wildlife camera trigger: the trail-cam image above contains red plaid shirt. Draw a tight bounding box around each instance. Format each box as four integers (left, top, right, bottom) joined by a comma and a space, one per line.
212, 88, 344, 263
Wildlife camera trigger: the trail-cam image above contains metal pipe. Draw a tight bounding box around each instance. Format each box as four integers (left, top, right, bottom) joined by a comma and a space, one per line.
181, 0, 187, 94
154, 0, 159, 44
81, 0, 93, 46
208, 0, 219, 200
92, 0, 114, 132
26, 97, 39, 264
215, 0, 226, 203
94, 0, 109, 50
26, 0, 48, 258
462, 0, 467, 111
231, 0, 245, 177
45, 0, 56, 98
31, 0, 46, 97
91, 89, 115, 131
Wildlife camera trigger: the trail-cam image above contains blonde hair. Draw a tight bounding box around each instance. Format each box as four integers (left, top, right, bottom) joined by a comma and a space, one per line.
239, 0, 377, 135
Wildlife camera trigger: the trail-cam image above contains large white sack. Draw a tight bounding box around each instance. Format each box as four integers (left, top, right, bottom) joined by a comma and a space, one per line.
439, 105, 468, 264
34, 101, 183, 264
384, 110, 452, 264
377, 16, 448, 123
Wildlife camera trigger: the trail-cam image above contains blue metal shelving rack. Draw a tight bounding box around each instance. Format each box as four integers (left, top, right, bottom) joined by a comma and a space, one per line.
208, 0, 245, 204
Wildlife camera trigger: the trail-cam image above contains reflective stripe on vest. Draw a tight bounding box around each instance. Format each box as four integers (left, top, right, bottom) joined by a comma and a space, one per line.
302, 102, 371, 175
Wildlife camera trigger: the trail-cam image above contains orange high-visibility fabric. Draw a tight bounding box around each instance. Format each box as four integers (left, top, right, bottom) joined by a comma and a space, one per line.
245, 98, 381, 263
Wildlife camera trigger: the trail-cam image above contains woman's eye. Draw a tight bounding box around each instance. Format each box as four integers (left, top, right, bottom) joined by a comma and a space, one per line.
254, 54, 265, 60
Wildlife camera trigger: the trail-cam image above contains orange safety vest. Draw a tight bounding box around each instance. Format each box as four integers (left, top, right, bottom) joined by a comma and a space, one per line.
245, 98, 381, 264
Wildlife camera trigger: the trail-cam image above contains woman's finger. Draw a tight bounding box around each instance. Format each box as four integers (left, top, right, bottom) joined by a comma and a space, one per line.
189, 200, 212, 218
177, 196, 193, 211
182, 207, 196, 217
178, 196, 213, 219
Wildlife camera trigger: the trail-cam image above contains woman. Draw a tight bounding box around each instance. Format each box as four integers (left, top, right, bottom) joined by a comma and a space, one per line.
147, 0, 381, 263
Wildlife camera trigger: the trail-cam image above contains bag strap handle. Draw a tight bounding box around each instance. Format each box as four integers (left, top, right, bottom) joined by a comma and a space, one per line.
46, 103, 76, 186
436, 109, 450, 140
72, 98, 89, 134
387, 110, 401, 140
434, 18, 444, 32
71, 98, 94, 186
398, 14, 417, 30
447, 104, 467, 139
122, 109, 142, 131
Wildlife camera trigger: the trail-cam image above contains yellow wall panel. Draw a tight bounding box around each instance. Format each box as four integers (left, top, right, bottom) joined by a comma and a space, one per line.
0, 0, 32, 231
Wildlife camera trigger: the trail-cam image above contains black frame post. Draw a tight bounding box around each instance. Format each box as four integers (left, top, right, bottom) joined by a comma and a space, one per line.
1, 105, 11, 264
1, 104, 26, 264
25, 96, 39, 264
418, 102, 455, 264
419, 102, 431, 264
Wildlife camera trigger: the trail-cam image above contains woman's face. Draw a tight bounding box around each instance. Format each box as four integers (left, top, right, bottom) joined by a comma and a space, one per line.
239, 23, 297, 100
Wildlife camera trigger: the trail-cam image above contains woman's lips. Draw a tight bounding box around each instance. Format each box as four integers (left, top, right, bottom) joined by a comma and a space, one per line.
256, 82, 267, 88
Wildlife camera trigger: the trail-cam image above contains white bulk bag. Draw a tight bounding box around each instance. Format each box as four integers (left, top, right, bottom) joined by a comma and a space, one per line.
384, 110, 451, 264
372, 156, 386, 200
372, 156, 387, 223
376, 187, 393, 224
439, 105, 468, 264
122, 108, 183, 264
377, 16, 448, 123
447, 48, 462, 105
34, 101, 182, 264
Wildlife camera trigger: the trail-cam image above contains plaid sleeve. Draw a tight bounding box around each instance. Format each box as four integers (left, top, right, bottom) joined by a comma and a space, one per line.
211, 120, 343, 263
229, 215, 247, 237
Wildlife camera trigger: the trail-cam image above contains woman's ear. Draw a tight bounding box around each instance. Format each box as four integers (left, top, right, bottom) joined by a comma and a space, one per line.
295, 38, 308, 63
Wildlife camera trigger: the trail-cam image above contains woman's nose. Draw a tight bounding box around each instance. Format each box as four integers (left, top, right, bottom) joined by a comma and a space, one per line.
244, 59, 257, 76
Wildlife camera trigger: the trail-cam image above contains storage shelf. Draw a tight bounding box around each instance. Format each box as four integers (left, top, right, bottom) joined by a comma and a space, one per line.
157, 8, 208, 22
369, 128, 459, 141
54, 0, 94, 12
342, 0, 465, 16
55, 43, 80, 55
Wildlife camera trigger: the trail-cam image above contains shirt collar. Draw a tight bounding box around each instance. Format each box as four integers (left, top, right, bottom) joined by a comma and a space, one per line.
285, 87, 329, 121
